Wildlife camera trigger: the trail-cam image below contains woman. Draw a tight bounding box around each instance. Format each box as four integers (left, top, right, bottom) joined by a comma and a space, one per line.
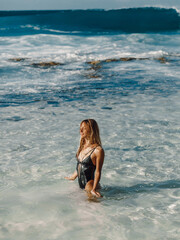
65, 119, 104, 198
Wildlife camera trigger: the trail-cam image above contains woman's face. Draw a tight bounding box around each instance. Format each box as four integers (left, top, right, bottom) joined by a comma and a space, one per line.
80, 122, 90, 139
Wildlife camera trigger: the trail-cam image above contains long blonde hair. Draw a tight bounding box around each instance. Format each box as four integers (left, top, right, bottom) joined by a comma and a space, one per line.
76, 119, 102, 158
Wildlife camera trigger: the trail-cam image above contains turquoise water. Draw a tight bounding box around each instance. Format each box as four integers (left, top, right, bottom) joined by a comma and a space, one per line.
0, 9, 180, 240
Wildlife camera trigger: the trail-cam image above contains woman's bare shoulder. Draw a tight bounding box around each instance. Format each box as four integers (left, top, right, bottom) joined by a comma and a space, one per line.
95, 145, 104, 155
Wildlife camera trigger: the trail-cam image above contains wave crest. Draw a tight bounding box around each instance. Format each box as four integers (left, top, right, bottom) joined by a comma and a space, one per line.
0, 7, 179, 35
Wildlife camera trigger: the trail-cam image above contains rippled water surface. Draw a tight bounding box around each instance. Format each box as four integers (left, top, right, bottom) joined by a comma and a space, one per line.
0, 12, 180, 240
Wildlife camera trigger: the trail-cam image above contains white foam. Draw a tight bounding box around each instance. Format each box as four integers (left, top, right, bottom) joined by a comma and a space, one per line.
20, 25, 41, 31
1, 31, 180, 240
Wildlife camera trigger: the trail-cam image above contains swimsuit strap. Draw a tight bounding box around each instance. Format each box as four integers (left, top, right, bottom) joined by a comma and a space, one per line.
79, 146, 98, 162
81, 147, 95, 161
84, 148, 95, 157
89, 147, 97, 156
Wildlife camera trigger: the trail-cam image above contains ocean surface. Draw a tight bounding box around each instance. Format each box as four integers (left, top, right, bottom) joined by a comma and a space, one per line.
0, 8, 180, 240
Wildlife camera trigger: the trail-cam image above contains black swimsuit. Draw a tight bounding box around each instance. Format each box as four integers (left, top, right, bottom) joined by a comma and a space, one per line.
76, 148, 96, 189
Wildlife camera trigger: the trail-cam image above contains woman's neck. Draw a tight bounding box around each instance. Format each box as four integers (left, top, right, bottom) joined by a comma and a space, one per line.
83, 139, 91, 149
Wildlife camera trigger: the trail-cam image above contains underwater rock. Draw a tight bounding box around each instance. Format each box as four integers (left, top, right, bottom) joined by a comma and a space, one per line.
86, 60, 102, 70
103, 57, 137, 63
84, 55, 170, 80
9, 58, 28, 62
104, 57, 137, 62
119, 57, 136, 61
137, 58, 150, 60
84, 73, 101, 79
87, 60, 101, 65
88, 65, 102, 71
155, 57, 169, 64
85, 56, 170, 76
87, 56, 170, 66
87, 57, 139, 66
104, 58, 119, 63
87, 74, 101, 79
31, 62, 63, 67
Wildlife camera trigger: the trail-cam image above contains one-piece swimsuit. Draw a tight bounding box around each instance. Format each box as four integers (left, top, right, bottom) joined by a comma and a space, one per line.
76, 147, 97, 189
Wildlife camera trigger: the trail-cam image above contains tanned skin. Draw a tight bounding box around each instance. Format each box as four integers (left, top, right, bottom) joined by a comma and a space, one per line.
65, 122, 104, 198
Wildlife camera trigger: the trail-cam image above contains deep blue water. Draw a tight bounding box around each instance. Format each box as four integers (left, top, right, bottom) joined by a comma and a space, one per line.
0, 7, 180, 36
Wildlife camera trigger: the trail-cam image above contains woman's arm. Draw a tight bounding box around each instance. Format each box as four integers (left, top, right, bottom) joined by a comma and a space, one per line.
91, 147, 104, 197
64, 170, 78, 180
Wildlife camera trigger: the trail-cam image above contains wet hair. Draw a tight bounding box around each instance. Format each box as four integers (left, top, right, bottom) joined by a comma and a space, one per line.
76, 119, 102, 158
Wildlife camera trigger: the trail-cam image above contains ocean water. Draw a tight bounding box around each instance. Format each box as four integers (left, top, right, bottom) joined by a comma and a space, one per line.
0, 8, 180, 240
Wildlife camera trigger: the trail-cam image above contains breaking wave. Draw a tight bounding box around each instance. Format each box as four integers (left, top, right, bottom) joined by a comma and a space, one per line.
0, 7, 180, 36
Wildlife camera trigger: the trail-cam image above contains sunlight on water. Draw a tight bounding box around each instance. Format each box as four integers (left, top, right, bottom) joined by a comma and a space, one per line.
0, 9, 180, 240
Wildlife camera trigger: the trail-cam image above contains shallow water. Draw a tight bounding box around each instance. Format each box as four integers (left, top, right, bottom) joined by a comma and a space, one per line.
0, 10, 180, 240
